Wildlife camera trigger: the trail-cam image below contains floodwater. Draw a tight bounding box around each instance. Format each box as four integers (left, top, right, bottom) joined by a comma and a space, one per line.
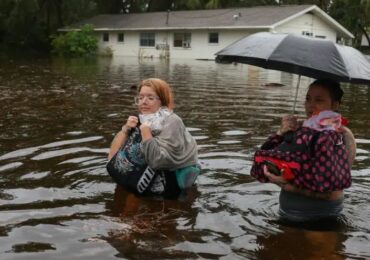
0, 56, 369, 259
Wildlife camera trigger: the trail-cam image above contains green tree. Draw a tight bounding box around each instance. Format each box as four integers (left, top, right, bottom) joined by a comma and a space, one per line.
329, 0, 370, 46
277, 0, 331, 11
2, 0, 46, 49
51, 24, 97, 56
360, 0, 370, 45
0, 0, 97, 51
95, 0, 123, 13
121, 0, 279, 12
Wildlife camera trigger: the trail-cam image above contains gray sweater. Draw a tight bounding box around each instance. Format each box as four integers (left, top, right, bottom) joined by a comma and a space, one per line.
141, 113, 198, 171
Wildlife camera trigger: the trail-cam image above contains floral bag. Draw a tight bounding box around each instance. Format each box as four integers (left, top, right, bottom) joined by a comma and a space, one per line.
106, 127, 157, 195
250, 127, 352, 192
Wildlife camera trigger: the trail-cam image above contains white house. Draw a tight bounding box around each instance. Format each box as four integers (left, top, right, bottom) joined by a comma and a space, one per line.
61, 5, 353, 60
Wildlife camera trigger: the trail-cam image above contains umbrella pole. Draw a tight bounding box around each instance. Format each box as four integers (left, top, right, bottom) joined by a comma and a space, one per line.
292, 75, 301, 114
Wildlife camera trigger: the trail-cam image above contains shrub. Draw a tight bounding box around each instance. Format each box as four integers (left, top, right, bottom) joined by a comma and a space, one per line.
51, 24, 98, 57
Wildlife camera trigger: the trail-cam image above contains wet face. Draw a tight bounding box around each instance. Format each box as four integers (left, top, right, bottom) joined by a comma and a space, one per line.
305, 84, 340, 117
136, 86, 162, 114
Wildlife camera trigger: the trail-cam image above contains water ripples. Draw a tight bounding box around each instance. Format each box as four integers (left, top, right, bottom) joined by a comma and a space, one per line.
1, 57, 370, 258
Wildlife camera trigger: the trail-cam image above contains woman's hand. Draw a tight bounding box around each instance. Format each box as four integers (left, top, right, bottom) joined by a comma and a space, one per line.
263, 165, 338, 199
263, 165, 289, 189
139, 122, 153, 141
139, 121, 151, 131
122, 116, 139, 134
277, 115, 299, 135
109, 116, 138, 160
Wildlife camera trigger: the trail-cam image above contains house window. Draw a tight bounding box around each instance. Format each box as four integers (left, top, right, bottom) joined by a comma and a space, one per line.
174, 33, 191, 48
140, 32, 155, 47
103, 33, 109, 42
117, 33, 124, 42
209, 32, 219, 44
302, 31, 313, 37
315, 35, 326, 39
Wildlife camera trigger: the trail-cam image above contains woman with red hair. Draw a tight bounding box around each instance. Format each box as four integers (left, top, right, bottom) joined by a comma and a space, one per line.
107, 78, 200, 198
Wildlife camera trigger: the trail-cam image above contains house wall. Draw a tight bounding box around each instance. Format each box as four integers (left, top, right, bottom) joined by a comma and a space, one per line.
167, 29, 256, 59
274, 13, 337, 41
98, 31, 168, 57
97, 29, 264, 59
96, 13, 338, 59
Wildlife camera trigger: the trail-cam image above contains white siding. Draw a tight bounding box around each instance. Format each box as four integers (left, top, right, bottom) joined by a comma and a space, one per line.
95, 14, 339, 59
274, 13, 337, 42
96, 29, 264, 59
98, 31, 159, 57
168, 29, 252, 59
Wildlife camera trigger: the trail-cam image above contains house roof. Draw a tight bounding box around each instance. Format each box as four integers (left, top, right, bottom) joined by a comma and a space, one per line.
62, 5, 353, 39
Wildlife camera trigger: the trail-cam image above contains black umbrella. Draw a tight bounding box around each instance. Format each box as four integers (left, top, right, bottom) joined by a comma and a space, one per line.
216, 32, 370, 111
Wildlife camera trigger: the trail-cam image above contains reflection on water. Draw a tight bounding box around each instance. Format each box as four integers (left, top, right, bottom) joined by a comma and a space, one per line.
0, 56, 370, 259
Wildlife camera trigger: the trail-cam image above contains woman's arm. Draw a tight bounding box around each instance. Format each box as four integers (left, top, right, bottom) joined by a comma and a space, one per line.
261, 115, 299, 150
108, 128, 129, 161
141, 114, 197, 170
341, 126, 356, 167
108, 116, 139, 160
139, 122, 153, 141
263, 166, 342, 201
260, 134, 284, 150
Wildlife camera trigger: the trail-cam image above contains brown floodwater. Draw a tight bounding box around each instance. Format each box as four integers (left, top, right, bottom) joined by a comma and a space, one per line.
0, 55, 369, 259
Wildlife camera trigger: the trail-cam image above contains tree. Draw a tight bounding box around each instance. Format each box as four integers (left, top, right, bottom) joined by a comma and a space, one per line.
277, 0, 331, 11
95, 0, 124, 13
0, 0, 97, 51
51, 24, 98, 56
360, 0, 370, 45
121, 0, 278, 12
329, 0, 370, 46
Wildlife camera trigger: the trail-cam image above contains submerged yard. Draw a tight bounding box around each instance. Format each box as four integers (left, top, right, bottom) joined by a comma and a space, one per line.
0, 56, 369, 259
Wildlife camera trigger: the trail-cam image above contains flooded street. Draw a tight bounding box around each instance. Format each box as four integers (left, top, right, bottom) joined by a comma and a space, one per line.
1, 56, 370, 259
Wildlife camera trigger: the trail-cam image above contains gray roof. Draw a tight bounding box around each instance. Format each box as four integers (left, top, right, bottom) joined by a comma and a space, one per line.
63, 5, 353, 38
67, 5, 313, 29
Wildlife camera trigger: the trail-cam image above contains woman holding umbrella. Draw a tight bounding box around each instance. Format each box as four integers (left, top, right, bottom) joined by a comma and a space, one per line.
250, 78, 356, 222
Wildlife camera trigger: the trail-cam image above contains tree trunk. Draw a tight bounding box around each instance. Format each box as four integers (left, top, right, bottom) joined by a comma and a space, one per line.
147, 0, 172, 12
359, 23, 370, 46
55, 0, 64, 27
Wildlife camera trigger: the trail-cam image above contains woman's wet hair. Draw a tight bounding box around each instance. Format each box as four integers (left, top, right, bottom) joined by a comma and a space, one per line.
310, 78, 344, 103
138, 78, 174, 109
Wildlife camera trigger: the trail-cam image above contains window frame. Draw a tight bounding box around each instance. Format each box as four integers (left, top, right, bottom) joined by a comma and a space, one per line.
117, 32, 124, 43
208, 32, 219, 44
140, 32, 155, 47
102, 32, 109, 42
173, 32, 192, 48
302, 31, 313, 37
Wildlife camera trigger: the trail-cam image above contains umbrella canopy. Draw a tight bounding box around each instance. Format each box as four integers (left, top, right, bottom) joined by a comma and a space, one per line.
216, 32, 370, 85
